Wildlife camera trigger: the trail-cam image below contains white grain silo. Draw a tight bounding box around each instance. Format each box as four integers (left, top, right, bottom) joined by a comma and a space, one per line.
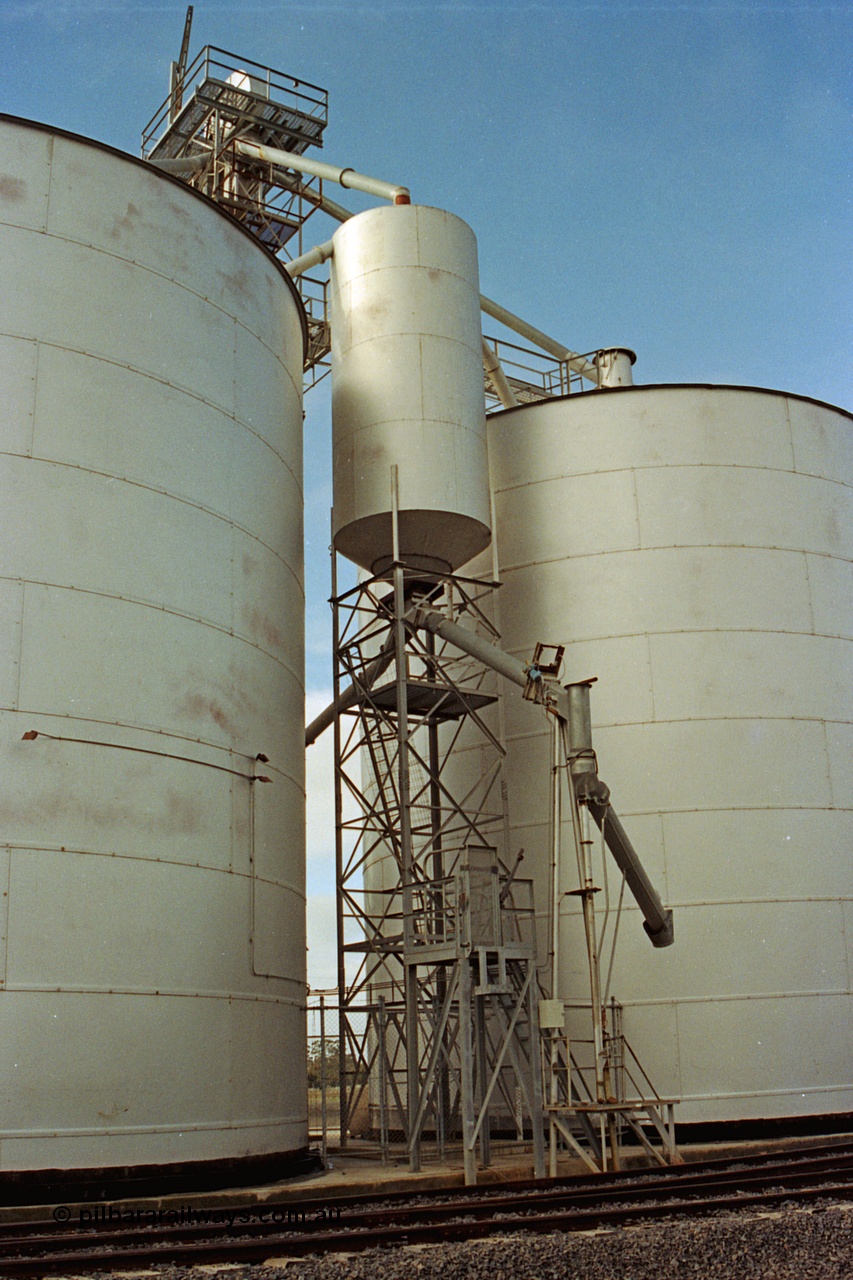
474, 383, 853, 1129
0, 117, 308, 1174
330, 204, 491, 573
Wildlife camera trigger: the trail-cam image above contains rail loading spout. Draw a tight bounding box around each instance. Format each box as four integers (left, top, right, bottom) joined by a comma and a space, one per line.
307, 604, 675, 945
567, 681, 674, 948
408, 611, 674, 947
578, 780, 675, 947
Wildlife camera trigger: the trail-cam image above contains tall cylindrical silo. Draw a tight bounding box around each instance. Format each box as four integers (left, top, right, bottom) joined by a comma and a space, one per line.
330, 204, 491, 574
469, 384, 852, 1128
0, 117, 308, 1174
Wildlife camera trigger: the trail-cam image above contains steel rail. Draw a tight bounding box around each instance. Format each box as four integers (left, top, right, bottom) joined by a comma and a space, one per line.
0, 1147, 851, 1274
1, 1143, 851, 1234
0, 1181, 850, 1275
0, 1141, 850, 1231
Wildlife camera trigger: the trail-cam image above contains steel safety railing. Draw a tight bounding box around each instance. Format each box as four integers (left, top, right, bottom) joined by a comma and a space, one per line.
142, 45, 328, 158
483, 335, 600, 410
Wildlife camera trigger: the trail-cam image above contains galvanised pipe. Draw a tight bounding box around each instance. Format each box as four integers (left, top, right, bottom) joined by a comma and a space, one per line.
307, 602, 673, 945
482, 338, 519, 409
584, 797, 675, 949
412, 617, 673, 948
234, 139, 411, 204
569, 682, 673, 947
306, 606, 533, 747
411, 608, 531, 695
148, 152, 209, 174
286, 239, 335, 278
479, 294, 599, 384
305, 632, 397, 746
278, 176, 354, 224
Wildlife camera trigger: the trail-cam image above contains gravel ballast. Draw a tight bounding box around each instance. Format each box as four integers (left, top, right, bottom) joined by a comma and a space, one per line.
75, 1203, 853, 1280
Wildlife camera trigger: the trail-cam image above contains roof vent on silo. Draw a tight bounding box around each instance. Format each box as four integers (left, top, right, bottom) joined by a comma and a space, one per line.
594, 347, 637, 387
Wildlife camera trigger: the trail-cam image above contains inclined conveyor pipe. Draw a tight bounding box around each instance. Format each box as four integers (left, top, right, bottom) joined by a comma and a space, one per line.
482, 338, 519, 409
286, 239, 335, 278
305, 632, 398, 747
234, 139, 411, 204
480, 294, 599, 384
411, 609, 673, 947
305, 606, 672, 946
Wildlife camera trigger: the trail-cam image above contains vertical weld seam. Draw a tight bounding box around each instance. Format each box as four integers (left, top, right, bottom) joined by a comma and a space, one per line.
783, 394, 797, 473
632, 468, 643, 549
1, 845, 11, 985
673, 1000, 684, 1103
646, 632, 657, 722
840, 899, 852, 993
232, 314, 238, 425
803, 551, 817, 635
822, 720, 835, 809
29, 339, 40, 458
44, 133, 55, 232
14, 581, 25, 711
229, 752, 235, 877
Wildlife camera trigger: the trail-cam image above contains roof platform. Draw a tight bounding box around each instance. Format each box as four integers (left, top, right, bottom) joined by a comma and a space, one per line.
142, 46, 328, 162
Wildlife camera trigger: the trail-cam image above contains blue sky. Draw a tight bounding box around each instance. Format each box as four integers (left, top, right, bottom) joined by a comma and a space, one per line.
3, 0, 850, 987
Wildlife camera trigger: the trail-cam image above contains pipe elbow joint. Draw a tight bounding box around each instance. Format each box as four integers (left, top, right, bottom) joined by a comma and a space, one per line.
574, 771, 610, 806
644, 909, 675, 948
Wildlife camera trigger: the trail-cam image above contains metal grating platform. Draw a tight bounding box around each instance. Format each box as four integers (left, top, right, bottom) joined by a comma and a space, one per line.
142, 46, 328, 162
147, 76, 325, 161
361, 680, 497, 721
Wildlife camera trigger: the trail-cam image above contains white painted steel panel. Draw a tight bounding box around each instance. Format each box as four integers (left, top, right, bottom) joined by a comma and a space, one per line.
30, 344, 304, 572
46, 135, 297, 346
478, 384, 853, 1125
789, 395, 853, 483
0, 845, 8, 987
1, 455, 235, 625
487, 386, 799, 489
330, 204, 490, 572
253, 879, 307, 981
648, 632, 853, 722
0, 125, 51, 231
0, 336, 37, 455
6, 851, 275, 993
586, 719, 833, 813
0, 119, 306, 1170
490, 547, 815, 642
17, 586, 304, 762
1, 231, 242, 414
673, 994, 853, 1119
0, 582, 23, 709
826, 721, 853, 808
661, 808, 853, 902
635, 464, 852, 558
252, 765, 306, 885
0, 992, 305, 1168
561, 901, 851, 1005
495, 469, 641, 565
806, 554, 853, 638
0, 719, 234, 869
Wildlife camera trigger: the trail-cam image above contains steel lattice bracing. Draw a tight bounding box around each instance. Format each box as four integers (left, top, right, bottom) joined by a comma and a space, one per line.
141, 45, 333, 383
332, 561, 545, 1183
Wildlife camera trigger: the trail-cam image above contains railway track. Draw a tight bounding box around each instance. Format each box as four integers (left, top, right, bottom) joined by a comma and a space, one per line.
0, 1141, 851, 1276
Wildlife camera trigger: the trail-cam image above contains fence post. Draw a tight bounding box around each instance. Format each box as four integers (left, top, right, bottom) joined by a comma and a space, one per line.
320, 994, 328, 1162
378, 995, 388, 1164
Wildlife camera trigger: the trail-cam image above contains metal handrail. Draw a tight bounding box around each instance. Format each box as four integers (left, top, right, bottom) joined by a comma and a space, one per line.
483, 334, 598, 403
141, 45, 328, 157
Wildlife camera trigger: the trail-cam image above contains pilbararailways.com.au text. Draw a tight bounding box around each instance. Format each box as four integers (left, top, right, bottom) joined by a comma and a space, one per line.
52, 1204, 344, 1227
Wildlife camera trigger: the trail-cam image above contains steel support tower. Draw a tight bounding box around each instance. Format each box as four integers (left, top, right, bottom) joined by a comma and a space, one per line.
331, 541, 545, 1183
